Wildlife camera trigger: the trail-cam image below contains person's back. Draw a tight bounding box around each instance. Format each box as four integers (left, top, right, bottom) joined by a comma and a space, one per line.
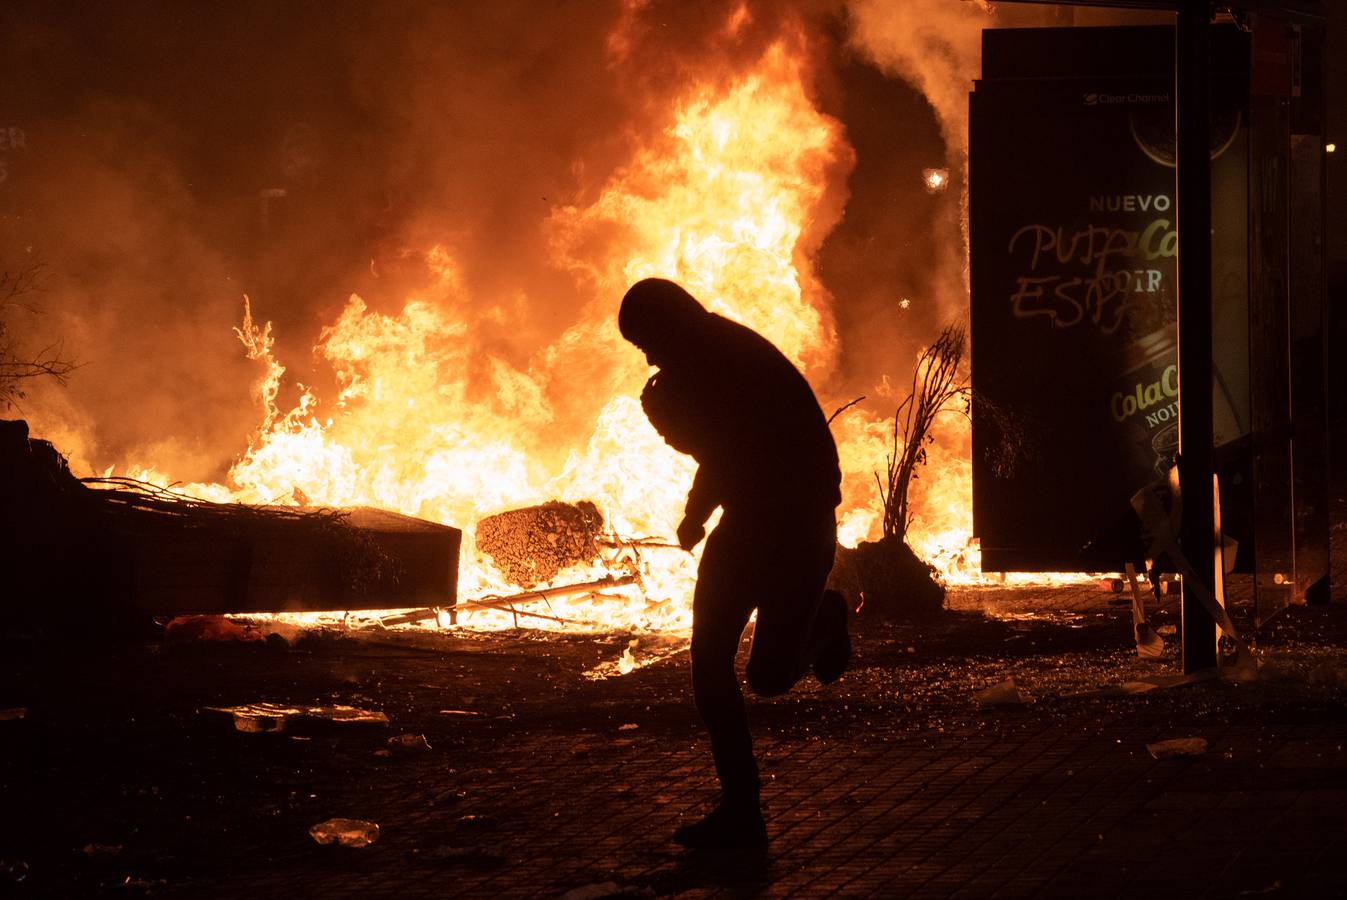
633, 299, 840, 517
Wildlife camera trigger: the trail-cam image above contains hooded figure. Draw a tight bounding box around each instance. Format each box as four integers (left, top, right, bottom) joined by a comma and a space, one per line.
619, 278, 850, 850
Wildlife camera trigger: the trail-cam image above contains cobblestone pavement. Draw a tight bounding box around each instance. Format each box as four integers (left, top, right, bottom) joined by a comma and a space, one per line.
2, 482, 1344, 897
5, 590, 1347, 899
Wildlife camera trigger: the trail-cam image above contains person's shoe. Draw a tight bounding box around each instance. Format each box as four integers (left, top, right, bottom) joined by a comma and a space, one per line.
672, 801, 767, 850
813, 589, 851, 685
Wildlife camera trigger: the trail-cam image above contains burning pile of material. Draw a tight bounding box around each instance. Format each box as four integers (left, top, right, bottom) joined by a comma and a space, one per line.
475, 501, 605, 588
9, 2, 1082, 639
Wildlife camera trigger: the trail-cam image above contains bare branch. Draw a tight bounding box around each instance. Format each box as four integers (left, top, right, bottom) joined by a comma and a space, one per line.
879, 324, 969, 542
827, 395, 866, 426
1, 259, 78, 409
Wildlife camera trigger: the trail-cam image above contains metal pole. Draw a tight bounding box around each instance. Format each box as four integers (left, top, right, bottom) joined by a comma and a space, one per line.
1176, 1, 1218, 672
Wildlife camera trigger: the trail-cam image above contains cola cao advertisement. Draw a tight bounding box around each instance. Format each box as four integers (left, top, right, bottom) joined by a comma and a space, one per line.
969, 25, 1248, 571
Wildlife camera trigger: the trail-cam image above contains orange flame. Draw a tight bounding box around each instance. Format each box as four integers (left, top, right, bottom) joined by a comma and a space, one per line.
109, 21, 1086, 638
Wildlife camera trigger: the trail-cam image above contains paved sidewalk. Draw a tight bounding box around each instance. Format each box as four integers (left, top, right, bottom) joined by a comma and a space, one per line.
5, 589, 1347, 898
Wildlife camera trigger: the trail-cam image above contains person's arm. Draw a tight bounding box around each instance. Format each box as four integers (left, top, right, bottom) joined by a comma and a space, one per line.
677, 463, 724, 550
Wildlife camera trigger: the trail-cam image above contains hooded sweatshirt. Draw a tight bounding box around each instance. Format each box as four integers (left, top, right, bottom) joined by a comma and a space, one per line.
618, 278, 841, 523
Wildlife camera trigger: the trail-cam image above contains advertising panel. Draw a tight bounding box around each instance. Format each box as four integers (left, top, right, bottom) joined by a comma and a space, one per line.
970, 26, 1248, 571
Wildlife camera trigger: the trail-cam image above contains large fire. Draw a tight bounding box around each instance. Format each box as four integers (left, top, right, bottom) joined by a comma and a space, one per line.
108, 20, 1075, 636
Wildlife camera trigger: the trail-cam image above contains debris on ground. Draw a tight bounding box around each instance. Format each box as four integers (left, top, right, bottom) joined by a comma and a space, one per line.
830, 535, 945, 621
1146, 737, 1209, 759
474, 500, 605, 587
382, 574, 637, 628
206, 703, 390, 734
618, 723, 639, 731
118, 875, 167, 890
974, 677, 1028, 706
583, 634, 688, 680
387, 733, 432, 753
309, 818, 380, 848
438, 709, 483, 717
1134, 623, 1165, 658
81, 843, 123, 860
164, 615, 263, 643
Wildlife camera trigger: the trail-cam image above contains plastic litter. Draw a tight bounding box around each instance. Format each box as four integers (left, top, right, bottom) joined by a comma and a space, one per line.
974, 678, 1027, 706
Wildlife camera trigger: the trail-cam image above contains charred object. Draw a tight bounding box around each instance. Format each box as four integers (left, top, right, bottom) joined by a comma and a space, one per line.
475, 500, 605, 587
830, 536, 945, 622
1, 419, 460, 629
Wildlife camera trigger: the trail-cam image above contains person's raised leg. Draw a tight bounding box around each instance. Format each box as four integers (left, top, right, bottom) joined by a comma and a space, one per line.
744, 511, 847, 696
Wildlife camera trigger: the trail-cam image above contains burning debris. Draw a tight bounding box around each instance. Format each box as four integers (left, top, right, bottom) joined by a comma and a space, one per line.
475, 500, 605, 587
380, 574, 639, 629
921, 167, 949, 193
3, 417, 463, 624
309, 818, 380, 849
206, 702, 391, 734
3, 2, 1089, 643
832, 325, 969, 621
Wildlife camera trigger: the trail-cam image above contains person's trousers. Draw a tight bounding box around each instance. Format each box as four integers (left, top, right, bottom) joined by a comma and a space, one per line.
690, 505, 837, 804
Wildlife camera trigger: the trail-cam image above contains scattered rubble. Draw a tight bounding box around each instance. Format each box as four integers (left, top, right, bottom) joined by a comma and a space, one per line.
309, 818, 380, 848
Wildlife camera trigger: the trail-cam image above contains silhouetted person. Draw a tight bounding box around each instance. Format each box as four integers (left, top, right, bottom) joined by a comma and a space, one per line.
618, 278, 850, 850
